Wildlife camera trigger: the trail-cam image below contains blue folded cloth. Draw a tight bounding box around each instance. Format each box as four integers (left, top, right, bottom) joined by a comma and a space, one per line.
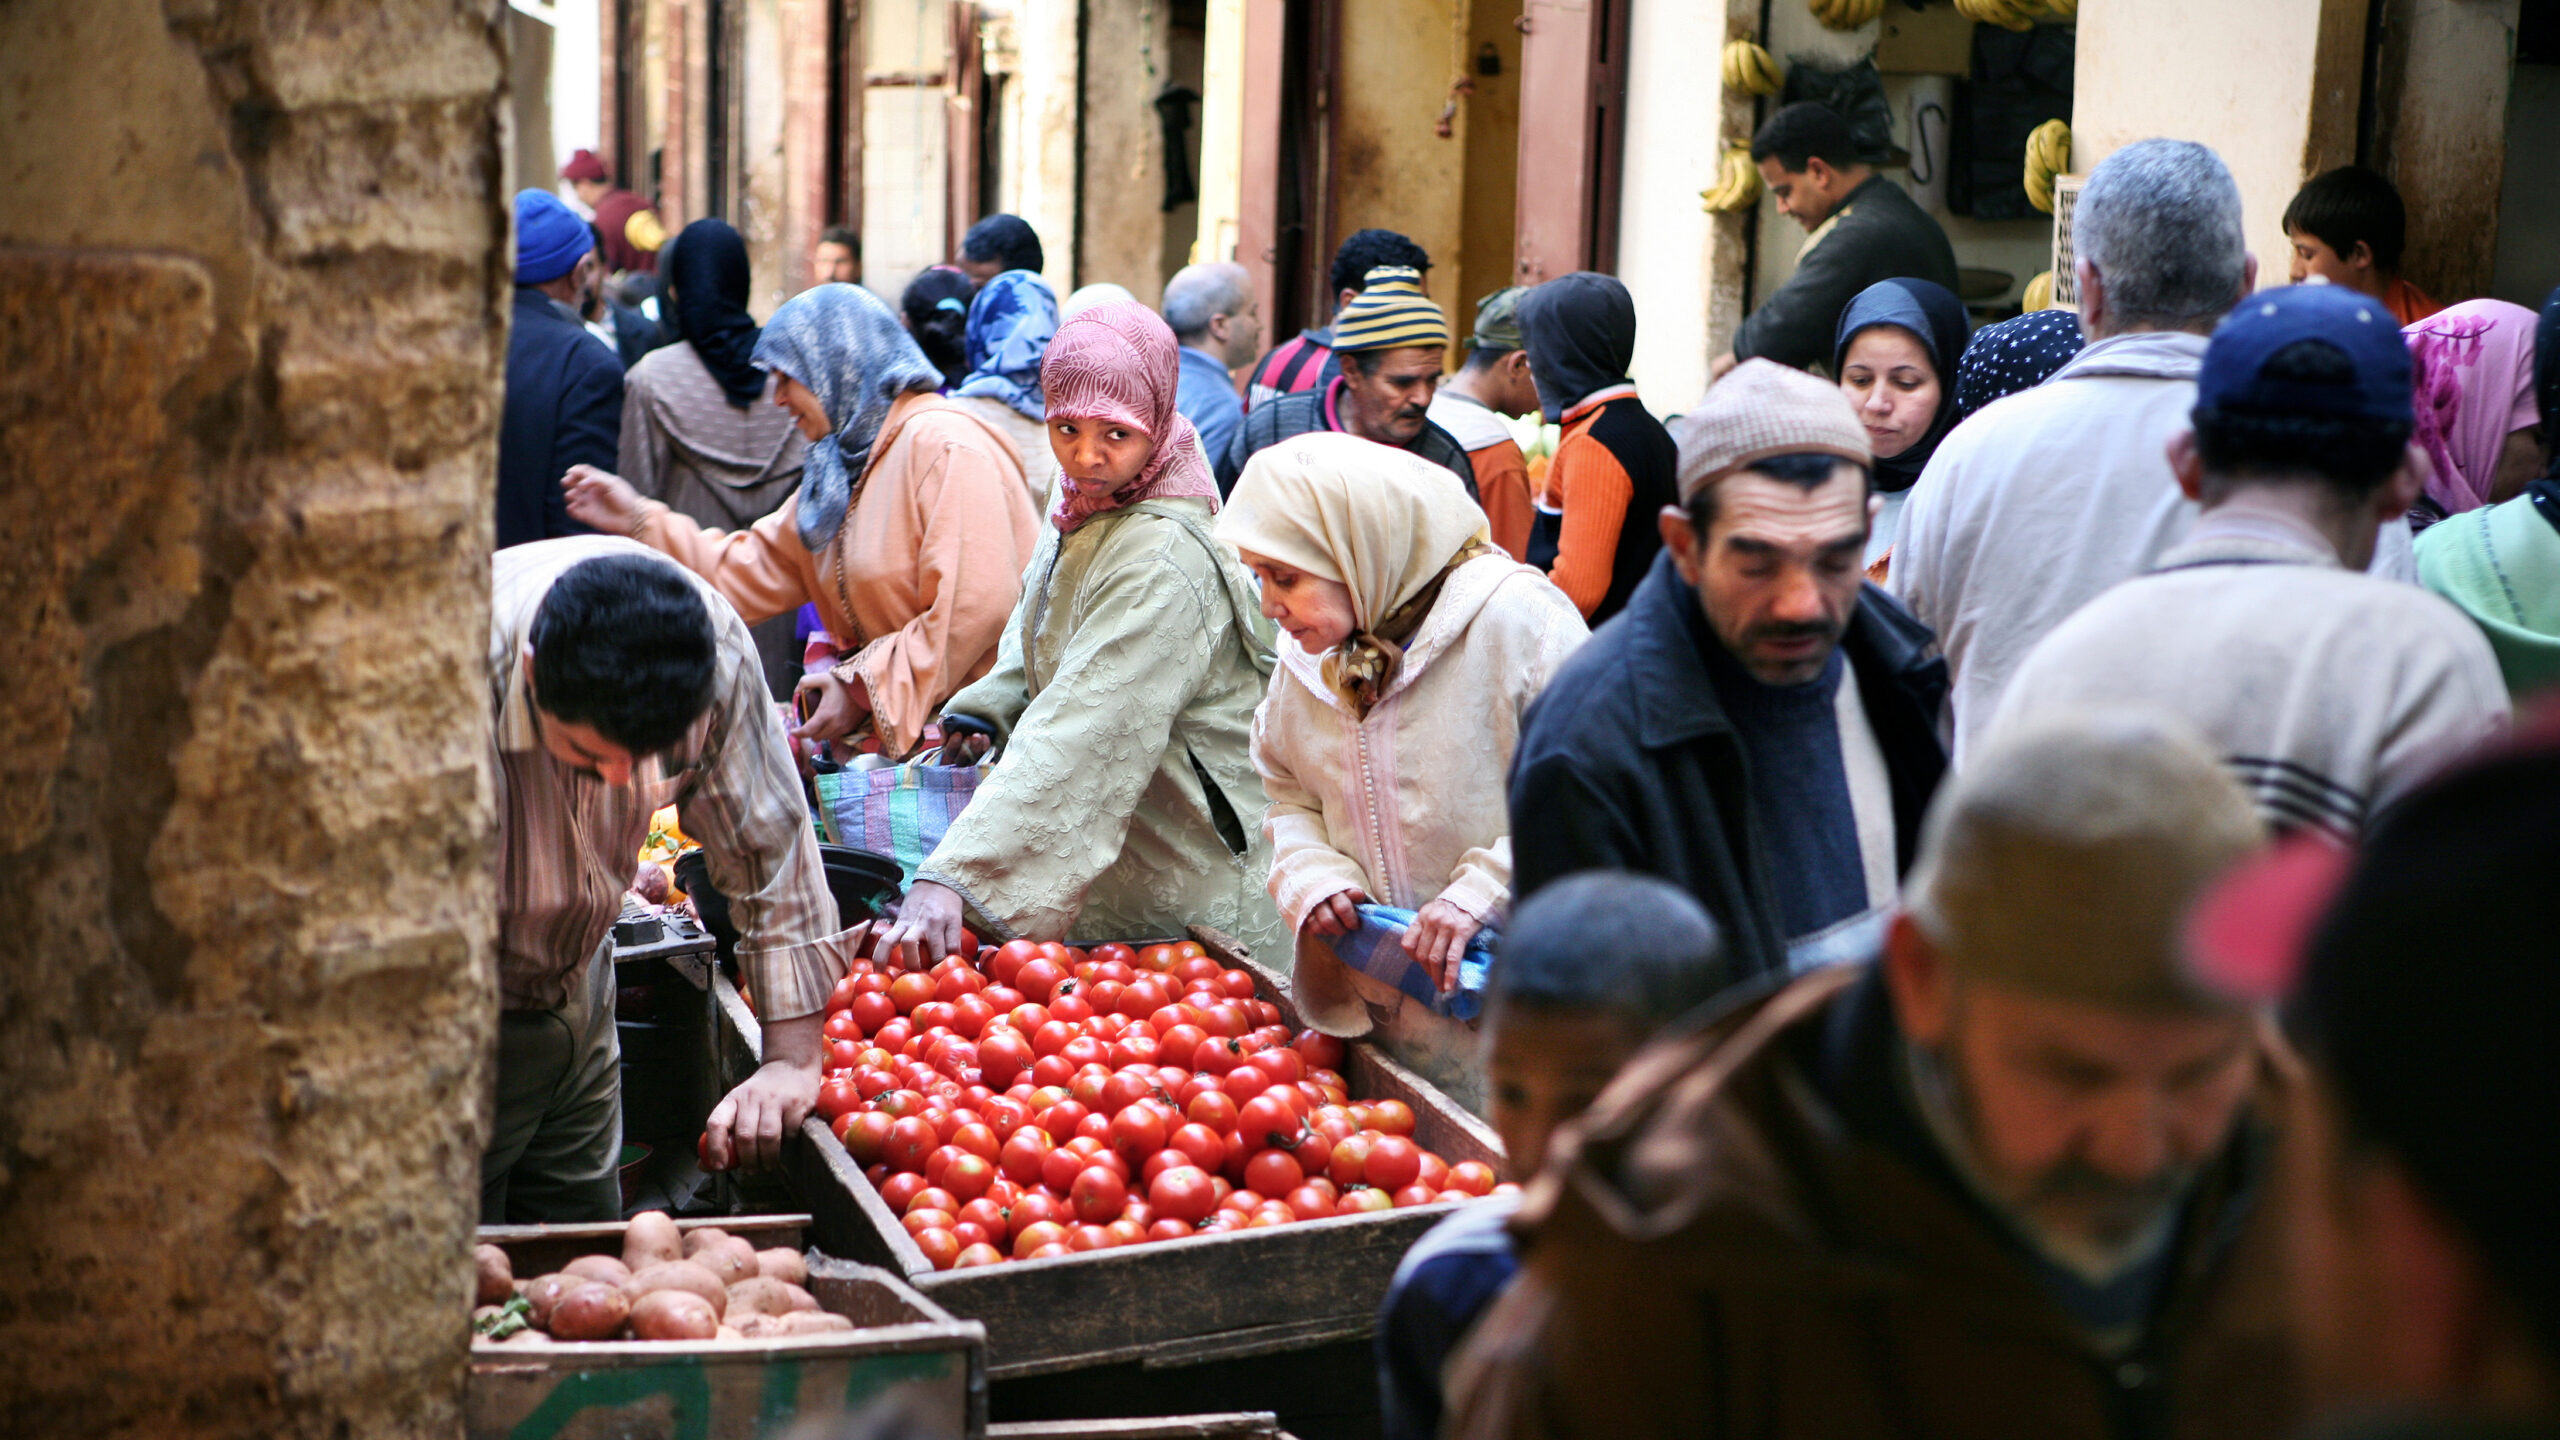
1321, 904, 1496, 1021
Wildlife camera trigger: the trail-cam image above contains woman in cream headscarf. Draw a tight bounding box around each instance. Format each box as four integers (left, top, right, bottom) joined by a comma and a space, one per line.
1220, 433, 1588, 1105
871, 301, 1288, 965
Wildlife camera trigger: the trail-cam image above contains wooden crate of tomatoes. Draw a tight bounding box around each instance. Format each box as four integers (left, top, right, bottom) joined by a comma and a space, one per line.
467, 1213, 987, 1439
719, 931, 1509, 1378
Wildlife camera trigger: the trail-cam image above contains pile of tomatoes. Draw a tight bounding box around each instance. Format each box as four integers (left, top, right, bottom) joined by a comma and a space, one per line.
812, 937, 1509, 1270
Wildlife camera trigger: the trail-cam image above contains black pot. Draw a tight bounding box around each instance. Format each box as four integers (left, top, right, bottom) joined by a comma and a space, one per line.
673, 844, 902, 971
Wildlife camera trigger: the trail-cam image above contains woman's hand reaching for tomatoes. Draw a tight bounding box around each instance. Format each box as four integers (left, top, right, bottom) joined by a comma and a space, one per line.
1401, 897, 1481, 993
873, 880, 968, 971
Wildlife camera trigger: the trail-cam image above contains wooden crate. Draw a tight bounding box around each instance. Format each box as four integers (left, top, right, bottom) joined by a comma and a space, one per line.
719, 931, 1506, 1380
470, 1215, 988, 1440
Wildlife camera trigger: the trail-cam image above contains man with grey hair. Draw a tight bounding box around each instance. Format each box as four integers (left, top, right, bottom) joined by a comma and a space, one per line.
1164, 261, 1259, 468
1449, 710, 2308, 1440
1885, 139, 2413, 758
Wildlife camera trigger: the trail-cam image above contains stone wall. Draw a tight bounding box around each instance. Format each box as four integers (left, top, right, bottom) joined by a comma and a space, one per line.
0, 0, 505, 1434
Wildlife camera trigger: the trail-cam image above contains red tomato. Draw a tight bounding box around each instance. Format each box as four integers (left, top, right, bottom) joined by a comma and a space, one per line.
914, 1226, 962, 1269
822, 1010, 864, 1046
953, 1243, 1006, 1268
952, 1221, 995, 1250
1168, 1122, 1226, 1172
950, 993, 996, 1039
1244, 1148, 1305, 1197
1218, 969, 1257, 999
1364, 1135, 1423, 1192
958, 1197, 1008, 1234
1192, 1037, 1242, 1076
1012, 1221, 1070, 1259
978, 1030, 1033, 1089
884, 1116, 939, 1173
879, 1171, 928, 1212
1091, 942, 1139, 969
1290, 1129, 1334, 1176
1202, 1003, 1252, 1039
902, 1207, 956, 1234
1010, 1002, 1053, 1034
816, 1077, 864, 1121
1391, 1183, 1438, 1208
1039, 1143, 1087, 1196
837, 989, 891, 1034
912, 1001, 958, 1032
1368, 1099, 1418, 1137
1173, 954, 1223, 987
1030, 1054, 1076, 1088
872, 1018, 913, 1052
944, 1153, 997, 1201
1147, 1217, 1195, 1242
1047, 993, 1096, 1024
1063, 1224, 1111, 1252
1014, 958, 1064, 1003
1138, 943, 1181, 972
908, 1186, 961, 1217
934, 966, 985, 1004
1237, 1093, 1303, 1152
1075, 1110, 1114, 1144
1335, 1187, 1394, 1216
1105, 1218, 1149, 1247
1108, 1035, 1160, 1069
1218, 1187, 1264, 1215
989, 938, 1041, 986
1184, 1090, 1239, 1134
836, 1110, 894, 1165
1415, 1151, 1449, 1192
1007, 1192, 1061, 1238
1057, 1035, 1106, 1071
1246, 1048, 1304, 1087
1148, 1164, 1218, 1223
948, 1122, 1000, 1163
1329, 1134, 1375, 1189
1284, 1184, 1334, 1220
827, 975, 861, 1014
982, 985, 1026, 1013
1446, 1160, 1498, 1196
1069, 1165, 1129, 1225
1220, 1064, 1270, 1103
889, 972, 935, 1014
1119, 979, 1171, 1020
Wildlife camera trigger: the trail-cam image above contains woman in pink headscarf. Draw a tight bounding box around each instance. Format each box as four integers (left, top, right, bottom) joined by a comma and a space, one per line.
874, 302, 1288, 965
2405, 299, 2550, 525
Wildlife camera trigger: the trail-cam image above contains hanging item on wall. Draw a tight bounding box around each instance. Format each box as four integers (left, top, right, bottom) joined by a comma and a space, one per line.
2023, 118, 2071, 212
1781, 57, 1899, 167
1955, 0, 2040, 31
1808, 0, 1886, 32
1700, 143, 1765, 213
1948, 20, 2073, 220
1154, 86, 1200, 212
1722, 40, 1783, 97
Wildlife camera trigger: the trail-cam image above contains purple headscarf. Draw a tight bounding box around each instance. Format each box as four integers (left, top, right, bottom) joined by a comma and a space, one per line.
2405, 299, 2542, 515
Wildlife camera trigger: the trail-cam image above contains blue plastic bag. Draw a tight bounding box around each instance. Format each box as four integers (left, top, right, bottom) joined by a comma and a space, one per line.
1321, 904, 1496, 1021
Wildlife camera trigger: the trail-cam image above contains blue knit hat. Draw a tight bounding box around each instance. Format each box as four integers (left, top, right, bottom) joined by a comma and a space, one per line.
516, 189, 594, 284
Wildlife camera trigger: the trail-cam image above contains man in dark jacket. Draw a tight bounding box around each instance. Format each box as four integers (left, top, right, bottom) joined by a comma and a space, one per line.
1713, 103, 1960, 377
1221, 266, 1475, 499
1453, 713, 2305, 1440
498, 189, 620, 550
1507, 359, 1943, 982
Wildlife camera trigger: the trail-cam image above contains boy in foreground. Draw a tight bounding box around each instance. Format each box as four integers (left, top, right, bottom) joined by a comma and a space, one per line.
1375, 873, 1731, 1440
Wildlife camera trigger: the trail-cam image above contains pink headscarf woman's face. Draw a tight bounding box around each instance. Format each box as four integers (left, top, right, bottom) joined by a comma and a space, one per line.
2406, 299, 2545, 513
1039, 300, 1219, 530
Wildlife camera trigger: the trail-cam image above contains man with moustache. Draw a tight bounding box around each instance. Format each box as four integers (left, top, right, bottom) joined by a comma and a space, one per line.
1456, 712, 2307, 1440
1220, 266, 1476, 498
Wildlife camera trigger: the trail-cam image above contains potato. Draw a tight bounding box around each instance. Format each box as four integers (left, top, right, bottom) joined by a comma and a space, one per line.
523, 1273, 579, 1328
622, 1211, 683, 1271
549, 1282, 633, 1341
768, 1311, 854, 1336
474, 1244, 516, 1305
754, 1248, 807, 1286
564, 1255, 632, 1288
629, 1288, 720, 1341
725, 1277, 819, 1318
624, 1260, 728, 1320
496, 1327, 549, 1346
696, 1236, 758, 1287
680, 1226, 731, 1259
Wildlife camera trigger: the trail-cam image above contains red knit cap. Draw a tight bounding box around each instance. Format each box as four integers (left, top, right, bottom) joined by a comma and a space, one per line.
560, 149, 610, 183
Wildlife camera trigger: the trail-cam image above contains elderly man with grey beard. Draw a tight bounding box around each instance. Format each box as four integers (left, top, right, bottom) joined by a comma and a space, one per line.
1163, 261, 1259, 469
1449, 712, 2308, 1440
1886, 139, 2417, 760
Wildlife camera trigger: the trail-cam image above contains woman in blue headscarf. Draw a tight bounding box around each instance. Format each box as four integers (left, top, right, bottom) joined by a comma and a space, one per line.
947, 268, 1061, 508
565, 283, 1042, 757
1832, 277, 1970, 570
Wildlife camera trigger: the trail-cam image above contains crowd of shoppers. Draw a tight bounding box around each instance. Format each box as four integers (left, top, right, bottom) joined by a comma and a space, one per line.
489, 115, 2560, 1440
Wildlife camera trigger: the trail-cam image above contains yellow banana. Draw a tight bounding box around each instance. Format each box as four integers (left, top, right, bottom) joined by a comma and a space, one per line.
2037, 0, 2077, 17
1955, 0, 2037, 31
2022, 270, 2055, 312
2023, 118, 2070, 213
1721, 40, 1782, 97
1809, 0, 1884, 32
1699, 143, 1764, 214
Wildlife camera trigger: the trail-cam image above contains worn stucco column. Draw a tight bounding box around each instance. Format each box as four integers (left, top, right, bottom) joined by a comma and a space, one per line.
0, 0, 506, 1435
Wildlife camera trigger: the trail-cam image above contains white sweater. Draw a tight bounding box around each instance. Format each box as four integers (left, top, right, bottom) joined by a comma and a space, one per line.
1889, 330, 2416, 760
1987, 511, 2508, 838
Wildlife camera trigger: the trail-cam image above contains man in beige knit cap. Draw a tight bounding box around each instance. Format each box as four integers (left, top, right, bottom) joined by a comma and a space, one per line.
1508, 358, 1948, 985
1453, 711, 2307, 1440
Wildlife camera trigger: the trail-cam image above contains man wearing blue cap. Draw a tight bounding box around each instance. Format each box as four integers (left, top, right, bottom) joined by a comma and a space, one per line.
1988, 285, 2507, 839
499, 189, 623, 549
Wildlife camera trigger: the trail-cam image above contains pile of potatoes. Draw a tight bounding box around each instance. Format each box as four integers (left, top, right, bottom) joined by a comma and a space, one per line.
473, 1211, 856, 1343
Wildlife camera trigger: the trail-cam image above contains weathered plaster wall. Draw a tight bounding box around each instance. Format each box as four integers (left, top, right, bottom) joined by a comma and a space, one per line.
1455, 0, 1523, 351
0, 0, 504, 1433
1334, 0, 1471, 351
1080, 0, 1176, 304
1619, 0, 1750, 413
1007, 0, 1081, 297
2073, 0, 2365, 295
2367, 0, 2521, 302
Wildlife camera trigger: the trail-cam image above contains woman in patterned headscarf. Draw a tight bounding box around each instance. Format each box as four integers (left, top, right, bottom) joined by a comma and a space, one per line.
873, 301, 1289, 966
564, 282, 1040, 757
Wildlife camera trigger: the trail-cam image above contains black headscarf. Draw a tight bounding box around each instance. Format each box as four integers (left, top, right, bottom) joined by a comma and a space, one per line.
1518, 272, 1638, 422
663, 219, 765, 407
1831, 277, 1970, 492
1951, 307, 2085, 427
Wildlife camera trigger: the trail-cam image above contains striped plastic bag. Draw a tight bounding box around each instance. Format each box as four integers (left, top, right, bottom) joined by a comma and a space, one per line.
812, 755, 987, 885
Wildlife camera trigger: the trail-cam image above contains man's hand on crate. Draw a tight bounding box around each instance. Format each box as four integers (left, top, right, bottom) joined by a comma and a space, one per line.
702, 1012, 822, 1172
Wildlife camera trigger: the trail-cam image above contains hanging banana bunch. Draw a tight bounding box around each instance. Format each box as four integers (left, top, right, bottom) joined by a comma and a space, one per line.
1808, 0, 1884, 32
1720, 40, 1783, 97
1954, 0, 2040, 31
2036, 0, 2077, 18
2022, 270, 2056, 312
1700, 143, 1763, 214
2023, 118, 2071, 213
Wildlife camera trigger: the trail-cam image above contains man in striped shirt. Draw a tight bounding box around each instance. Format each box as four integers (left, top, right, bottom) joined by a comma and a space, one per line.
1244, 228, 1433, 409
488, 538, 854, 1221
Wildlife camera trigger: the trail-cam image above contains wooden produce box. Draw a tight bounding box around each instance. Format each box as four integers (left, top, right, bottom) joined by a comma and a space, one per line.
470, 1215, 988, 1440
718, 932, 1506, 1381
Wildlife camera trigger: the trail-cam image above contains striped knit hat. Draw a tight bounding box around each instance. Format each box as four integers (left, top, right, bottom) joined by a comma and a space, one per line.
1668, 358, 1872, 503
1332, 266, 1450, 355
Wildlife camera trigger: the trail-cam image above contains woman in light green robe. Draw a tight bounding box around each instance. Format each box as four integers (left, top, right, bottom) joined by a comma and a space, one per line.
876, 302, 1289, 965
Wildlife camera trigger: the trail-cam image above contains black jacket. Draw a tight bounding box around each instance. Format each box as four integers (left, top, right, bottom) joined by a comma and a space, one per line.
1219, 379, 1476, 499
498, 287, 623, 549
1732, 174, 1961, 372
1507, 551, 1949, 983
